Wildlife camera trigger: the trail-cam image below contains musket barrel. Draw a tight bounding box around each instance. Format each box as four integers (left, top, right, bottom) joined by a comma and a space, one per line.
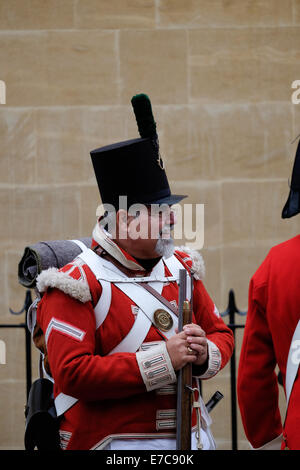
176, 270, 193, 450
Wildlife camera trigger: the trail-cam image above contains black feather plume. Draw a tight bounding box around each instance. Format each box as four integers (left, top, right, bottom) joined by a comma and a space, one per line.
131, 94, 157, 139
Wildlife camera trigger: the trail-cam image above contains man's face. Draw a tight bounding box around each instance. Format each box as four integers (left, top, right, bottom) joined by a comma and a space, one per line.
116, 204, 176, 258
128, 205, 175, 240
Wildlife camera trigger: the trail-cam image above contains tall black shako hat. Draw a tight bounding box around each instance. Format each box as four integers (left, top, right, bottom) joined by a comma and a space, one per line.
282, 139, 300, 218
90, 94, 187, 210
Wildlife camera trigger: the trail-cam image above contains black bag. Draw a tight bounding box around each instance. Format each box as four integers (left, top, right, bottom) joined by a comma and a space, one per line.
24, 378, 61, 451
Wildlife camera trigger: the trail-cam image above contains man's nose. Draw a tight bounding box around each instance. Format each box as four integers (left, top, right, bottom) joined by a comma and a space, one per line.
169, 209, 176, 226
162, 209, 175, 228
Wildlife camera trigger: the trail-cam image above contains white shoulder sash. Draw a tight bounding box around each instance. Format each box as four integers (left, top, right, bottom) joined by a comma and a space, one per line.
286, 319, 300, 407
77, 249, 182, 351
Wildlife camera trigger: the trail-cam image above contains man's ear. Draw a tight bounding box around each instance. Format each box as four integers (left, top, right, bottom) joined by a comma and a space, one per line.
116, 209, 129, 239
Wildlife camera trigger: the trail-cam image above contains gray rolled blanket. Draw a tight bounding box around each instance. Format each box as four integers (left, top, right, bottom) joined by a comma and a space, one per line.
18, 238, 92, 288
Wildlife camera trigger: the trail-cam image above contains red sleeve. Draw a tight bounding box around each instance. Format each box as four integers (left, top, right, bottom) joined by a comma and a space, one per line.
237, 257, 282, 448
37, 288, 146, 402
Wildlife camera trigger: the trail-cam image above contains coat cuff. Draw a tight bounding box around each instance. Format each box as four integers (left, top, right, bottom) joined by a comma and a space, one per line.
136, 342, 177, 392
251, 434, 283, 450
193, 339, 222, 379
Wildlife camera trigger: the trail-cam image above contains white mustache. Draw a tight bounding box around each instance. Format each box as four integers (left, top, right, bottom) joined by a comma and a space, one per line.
160, 224, 174, 236
155, 235, 175, 259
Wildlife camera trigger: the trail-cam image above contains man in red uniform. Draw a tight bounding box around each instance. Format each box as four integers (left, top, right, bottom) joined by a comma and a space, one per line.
237, 139, 300, 450
35, 94, 234, 450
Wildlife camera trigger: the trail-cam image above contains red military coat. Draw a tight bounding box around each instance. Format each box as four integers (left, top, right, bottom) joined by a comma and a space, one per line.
238, 235, 300, 450
36, 246, 234, 450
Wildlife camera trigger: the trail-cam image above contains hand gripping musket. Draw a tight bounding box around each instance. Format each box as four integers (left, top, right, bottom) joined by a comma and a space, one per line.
176, 269, 193, 450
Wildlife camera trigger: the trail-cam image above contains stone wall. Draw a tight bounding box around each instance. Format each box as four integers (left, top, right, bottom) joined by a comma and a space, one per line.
0, 0, 299, 449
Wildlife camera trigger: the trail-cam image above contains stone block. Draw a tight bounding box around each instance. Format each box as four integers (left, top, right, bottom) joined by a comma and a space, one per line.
78, 184, 101, 236
119, 30, 188, 105
294, 0, 300, 25
0, 33, 47, 106
221, 180, 300, 247
0, 252, 7, 318
292, 98, 300, 138
186, 104, 221, 181
4, 251, 28, 322
0, 379, 26, 449
0, 328, 26, 381
187, 103, 294, 180
9, 186, 81, 245
36, 108, 93, 185
75, 0, 155, 29
42, 31, 119, 106
0, 109, 36, 185
189, 27, 300, 103
0, 31, 118, 106
0, 189, 12, 248
221, 245, 272, 311
200, 247, 222, 311
156, 105, 190, 181
35, 106, 137, 185
158, 0, 293, 28
81, 105, 136, 148
171, 180, 222, 249
0, 0, 75, 30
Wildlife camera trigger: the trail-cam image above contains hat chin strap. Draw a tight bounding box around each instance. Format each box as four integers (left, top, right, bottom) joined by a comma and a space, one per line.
92, 223, 146, 272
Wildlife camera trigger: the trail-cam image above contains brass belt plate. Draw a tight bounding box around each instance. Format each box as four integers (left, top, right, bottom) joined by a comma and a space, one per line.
153, 309, 173, 332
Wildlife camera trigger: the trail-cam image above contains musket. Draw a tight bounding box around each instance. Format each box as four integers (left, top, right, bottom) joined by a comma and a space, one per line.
176, 269, 193, 450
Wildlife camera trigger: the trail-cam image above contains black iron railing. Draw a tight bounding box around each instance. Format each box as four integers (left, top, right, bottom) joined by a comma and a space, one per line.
221, 290, 247, 451
0, 290, 33, 399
